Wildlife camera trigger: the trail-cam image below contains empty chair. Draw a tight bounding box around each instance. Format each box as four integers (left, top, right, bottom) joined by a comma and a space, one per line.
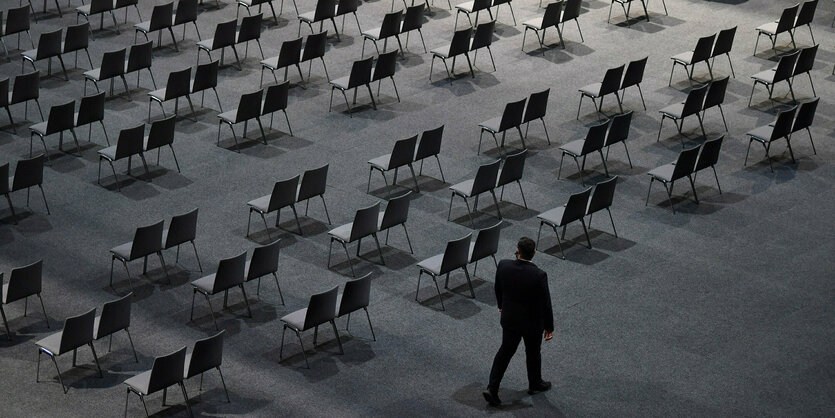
245, 239, 284, 303
333, 0, 362, 40
702, 76, 729, 132
609, 0, 649, 26
163, 208, 202, 271
371, 50, 400, 102
454, 0, 492, 30
415, 233, 473, 310
192, 60, 222, 112
521, 89, 551, 145
400, 4, 427, 54
98, 124, 150, 191
710, 27, 736, 78
123, 347, 191, 417
0, 260, 49, 339
754, 3, 798, 55
297, 0, 338, 38
559, 121, 609, 185
792, 44, 818, 97
184, 331, 230, 403
144, 115, 180, 172
415, 125, 446, 182
367, 135, 419, 196
260, 37, 304, 87
603, 111, 634, 169
337, 273, 375, 340
646, 145, 700, 212
84, 48, 130, 98
29, 101, 79, 160
61, 22, 91, 68
236, 13, 265, 61
76, 0, 118, 34
93, 293, 138, 362
297, 164, 332, 224
496, 149, 528, 208
327, 202, 384, 277
479, 98, 527, 155
577, 65, 624, 119
693, 135, 723, 194
262, 81, 293, 134
300, 31, 330, 81
793, 0, 818, 43
1, 6, 35, 61
279, 286, 342, 368
748, 49, 799, 109
35, 308, 102, 394
361, 10, 403, 59
469, 221, 500, 277
134, 2, 178, 51
238, 0, 291, 25
190, 252, 251, 331
744, 105, 799, 172
586, 176, 619, 237
469, 20, 496, 72
522, 2, 563, 52
657, 83, 708, 144
76, 92, 109, 145
0, 78, 10, 128
22, 29, 68, 81
247, 175, 303, 238
620, 56, 647, 110
329, 57, 375, 117
5, 72, 44, 132
109, 220, 168, 291
492, 0, 517, 25
174, 0, 201, 41
429, 27, 474, 81
536, 186, 592, 258
377, 191, 413, 253
217, 89, 267, 151
148, 67, 194, 121
787, 97, 819, 156
197, 20, 241, 70
2, 155, 50, 221
448, 159, 502, 227
669, 33, 715, 86
126, 41, 157, 96
558, 0, 584, 46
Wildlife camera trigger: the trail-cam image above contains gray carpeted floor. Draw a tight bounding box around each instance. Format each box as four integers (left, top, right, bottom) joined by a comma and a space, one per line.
1, 0, 834, 415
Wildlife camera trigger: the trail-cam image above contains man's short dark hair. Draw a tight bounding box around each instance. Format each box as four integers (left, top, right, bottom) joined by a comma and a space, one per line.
517, 237, 536, 260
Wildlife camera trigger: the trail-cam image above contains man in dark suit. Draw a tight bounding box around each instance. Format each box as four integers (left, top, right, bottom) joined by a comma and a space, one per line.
483, 237, 554, 407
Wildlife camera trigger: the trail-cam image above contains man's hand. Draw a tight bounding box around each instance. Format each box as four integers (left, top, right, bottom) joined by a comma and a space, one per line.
498, 309, 502, 313
544, 331, 553, 341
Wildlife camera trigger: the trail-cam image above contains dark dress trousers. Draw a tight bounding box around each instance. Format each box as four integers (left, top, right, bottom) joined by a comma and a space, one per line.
488, 259, 554, 391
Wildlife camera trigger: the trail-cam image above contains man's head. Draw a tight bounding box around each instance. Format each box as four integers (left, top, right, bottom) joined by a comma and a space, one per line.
516, 237, 536, 261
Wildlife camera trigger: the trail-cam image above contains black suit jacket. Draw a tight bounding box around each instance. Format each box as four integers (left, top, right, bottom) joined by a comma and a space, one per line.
494, 259, 554, 333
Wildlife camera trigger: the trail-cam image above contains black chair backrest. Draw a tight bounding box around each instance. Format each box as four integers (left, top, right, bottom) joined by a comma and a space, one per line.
164, 207, 197, 248
416, 126, 444, 160
238, 13, 263, 43
587, 175, 617, 215
4, 260, 43, 303
114, 124, 146, 160
401, 4, 424, 32
236, 89, 265, 123
45, 101, 76, 135
581, 121, 609, 155
712, 27, 736, 57
36, 29, 63, 60
164, 67, 192, 100
795, 0, 817, 27
541, 1, 563, 28
606, 111, 632, 146
671, 146, 700, 181
379, 10, 403, 38
313, 0, 338, 21
372, 50, 398, 82
471, 20, 495, 51
771, 105, 798, 140
97, 293, 132, 339
338, 273, 371, 317
773, 50, 800, 83
498, 149, 526, 186
192, 60, 219, 93
298, 164, 328, 201
11, 71, 40, 105
523, 89, 549, 124
380, 191, 410, 230
347, 57, 374, 89
278, 38, 303, 68
302, 32, 328, 62
11, 155, 45, 192
681, 84, 708, 118
695, 136, 723, 172
212, 252, 247, 293
691, 34, 716, 64
471, 221, 501, 263
703, 77, 729, 111
472, 159, 501, 195
76, 92, 106, 127
5, 6, 30, 34
349, 202, 381, 242
127, 41, 154, 73
303, 286, 339, 330
621, 57, 647, 90
600, 65, 625, 96
59, 308, 96, 354
90, 0, 115, 14
449, 27, 473, 57
0, 78, 8, 107
470, 0, 491, 11
100, 48, 128, 79
212, 20, 238, 49
562, 187, 592, 225
146, 115, 176, 151
247, 239, 281, 281
149, 2, 174, 31
336, 0, 358, 13
130, 220, 164, 260
498, 98, 526, 132
389, 135, 417, 170
268, 175, 300, 212
186, 330, 225, 378
561, 0, 581, 22
0, 163, 8, 195
147, 347, 187, 395
775, 3, 799, 34
440, 233, 472, 275
263, 81, 289, 115
792, 98, 818, 133
794, 44, 818, 76
174, 0, 198, 25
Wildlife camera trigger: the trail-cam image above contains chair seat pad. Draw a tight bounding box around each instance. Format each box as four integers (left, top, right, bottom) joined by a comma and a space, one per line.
183, 353, 194, 378
261, 56, 279, 69
238, 0, 256, 6
191, 274, 216, 293
579, 82, 601, 97
746, 125, 774, 142
83, 68, 102, 81
467, 241, 476, 261
98, 144, 118, 160
21, 49, 37, 60
329, 76, 350, 90
756, 22, 778, 35
559, 139, 584, 156
449, 179, 474, 196
430, 46, 452, 58
368, 154, 392, 170
648, 163, 675, 181
29, 121, 48, 136
297, 11, 315, 22
751, 69, 776, 83
124, 370, 152, 394
36, 331, 64, 355
148, 87, 167, 101
247, 195, 271, 212
671, 51, 693, 64
455, 1, 475, 12
218, 109, 239, 123
76, 4, 91, 14
417, 253, 443, 275
2, 284, 8, 303
376, 212, 386, 230
134, 21, 151, 32
479, 116, 501, 132
281, 307, 307, 330
328, 223, 353, 242
659, 103, 684, 118
522, 18, 543, 30
537, 206, 566, 226
93, 316, 104, 339
362, 28, 382, 40
110, 241, 132, 259
197, 39, 214, 50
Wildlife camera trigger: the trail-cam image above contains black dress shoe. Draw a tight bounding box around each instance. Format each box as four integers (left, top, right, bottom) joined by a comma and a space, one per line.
482, 390, 501, 407
528, 381, 552, 395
